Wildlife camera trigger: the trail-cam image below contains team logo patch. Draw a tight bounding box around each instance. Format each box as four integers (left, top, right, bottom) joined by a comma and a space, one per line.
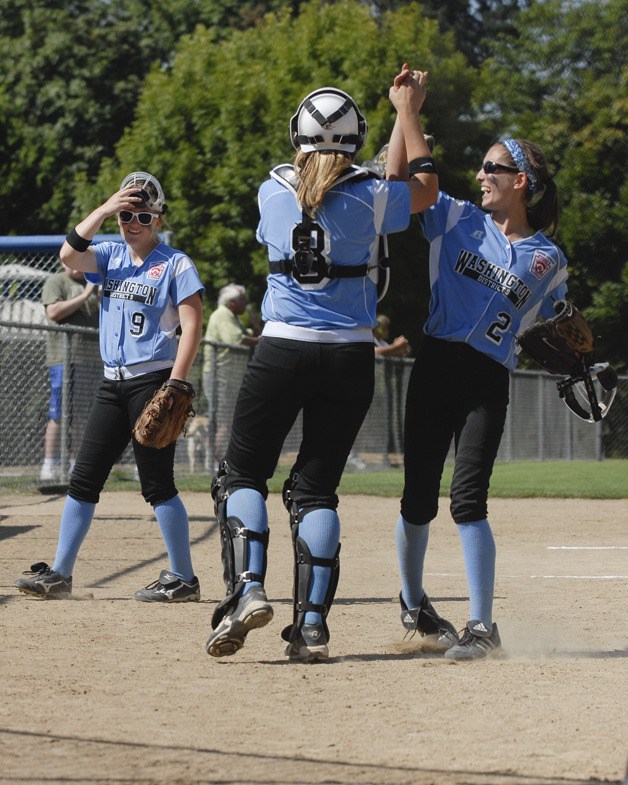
147, 263, 166, 281
530, 250, 556, 280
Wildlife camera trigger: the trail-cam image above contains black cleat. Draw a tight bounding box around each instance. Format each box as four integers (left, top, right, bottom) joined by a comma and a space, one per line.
205, 585, 273, 657
15, 562, 72, 598
285, 622, 329, 663
134, 569, 200, 602
399, 592, 459, 652
444, 620, 504, 661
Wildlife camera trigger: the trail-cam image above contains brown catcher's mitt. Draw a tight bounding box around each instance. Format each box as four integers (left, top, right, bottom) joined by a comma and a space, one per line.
133, 379, 196, 449
516, 300, 594, 376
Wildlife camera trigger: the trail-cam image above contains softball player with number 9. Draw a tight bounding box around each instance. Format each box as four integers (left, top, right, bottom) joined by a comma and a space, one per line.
387, 64, 569, 660
15, 172, 205, 603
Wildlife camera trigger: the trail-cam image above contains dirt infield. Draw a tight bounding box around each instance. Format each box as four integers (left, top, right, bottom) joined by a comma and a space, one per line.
1, 491, 626, 785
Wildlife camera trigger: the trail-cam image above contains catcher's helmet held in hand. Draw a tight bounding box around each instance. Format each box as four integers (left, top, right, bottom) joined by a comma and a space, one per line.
120, 171, 168, 214
290, 88, 367, 155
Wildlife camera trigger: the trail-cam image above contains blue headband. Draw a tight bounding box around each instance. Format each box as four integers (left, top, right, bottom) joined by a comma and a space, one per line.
502, 138, 540, 194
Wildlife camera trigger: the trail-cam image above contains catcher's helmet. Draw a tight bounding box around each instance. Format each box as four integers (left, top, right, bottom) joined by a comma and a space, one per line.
290, 88, 367, 155
120, 171, 167, 214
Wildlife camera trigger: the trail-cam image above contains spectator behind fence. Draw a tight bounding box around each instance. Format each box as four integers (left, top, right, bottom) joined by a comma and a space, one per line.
374, 314, 410, 466
373, 314, 411, 357
202, 284, 260, 472
40, 261, 100, 481
346, 315, 411, 471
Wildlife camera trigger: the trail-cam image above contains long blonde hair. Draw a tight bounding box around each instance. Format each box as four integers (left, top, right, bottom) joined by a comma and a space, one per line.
295, 150, 353, 216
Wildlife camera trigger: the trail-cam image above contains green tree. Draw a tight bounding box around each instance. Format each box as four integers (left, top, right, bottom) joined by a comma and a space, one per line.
0, 0, 289, 236
475, 0, 628, 368
85, 0, 477, 344
369, 0, 531, 67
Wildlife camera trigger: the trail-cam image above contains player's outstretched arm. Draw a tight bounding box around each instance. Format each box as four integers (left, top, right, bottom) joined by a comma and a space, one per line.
387, 64, 438, 214
171, 293, 204, 382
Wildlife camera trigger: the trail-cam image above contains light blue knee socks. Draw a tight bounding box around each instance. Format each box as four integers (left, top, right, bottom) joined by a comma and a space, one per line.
456, 518, 495, 627
154, 495, 195, 583
298, 508, 340, 625
53, 495, 196, 584
226, 488, 268, 594
396, 515, 430, 609
52, 496, 96, 578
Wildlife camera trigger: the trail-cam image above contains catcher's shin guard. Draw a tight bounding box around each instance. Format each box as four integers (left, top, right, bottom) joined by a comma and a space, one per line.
210, 504, 269, 630
280, 518, 341, 647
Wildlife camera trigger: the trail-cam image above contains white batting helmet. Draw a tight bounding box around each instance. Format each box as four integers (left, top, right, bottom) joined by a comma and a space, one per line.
290, 87, 367, 155
120, 171, 167, 213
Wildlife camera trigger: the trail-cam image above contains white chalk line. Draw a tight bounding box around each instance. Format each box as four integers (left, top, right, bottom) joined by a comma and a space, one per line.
547, 545, 628, 550
426, 571, 628, 580
530, 574, 628, 580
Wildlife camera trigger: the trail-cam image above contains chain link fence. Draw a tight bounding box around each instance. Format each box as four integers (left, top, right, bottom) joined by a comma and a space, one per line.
1, 239, 627, 492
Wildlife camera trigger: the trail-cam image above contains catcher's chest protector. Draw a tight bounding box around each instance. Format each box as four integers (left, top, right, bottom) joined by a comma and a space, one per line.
268, 164, 390, 298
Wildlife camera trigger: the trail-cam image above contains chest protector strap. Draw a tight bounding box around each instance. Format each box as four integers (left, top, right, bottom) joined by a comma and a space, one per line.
268, 164, 388, 292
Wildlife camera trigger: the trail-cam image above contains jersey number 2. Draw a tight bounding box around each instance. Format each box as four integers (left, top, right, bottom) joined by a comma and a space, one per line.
486, 312, 511, 344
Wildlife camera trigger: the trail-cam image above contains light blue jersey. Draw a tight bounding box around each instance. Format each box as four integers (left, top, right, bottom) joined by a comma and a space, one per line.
87, 242, 204, 373
421, 191, 568, 370
257, 165, 410, 334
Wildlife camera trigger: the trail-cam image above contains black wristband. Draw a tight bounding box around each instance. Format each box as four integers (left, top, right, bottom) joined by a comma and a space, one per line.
66, 228, 91, 253
408, 157, 438, 176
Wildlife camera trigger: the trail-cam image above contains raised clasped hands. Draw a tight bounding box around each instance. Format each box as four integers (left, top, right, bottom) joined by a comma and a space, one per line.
389, 62, 429, 114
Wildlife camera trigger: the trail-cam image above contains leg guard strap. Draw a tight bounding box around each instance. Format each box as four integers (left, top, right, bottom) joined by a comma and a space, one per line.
281, 529, 340, 644
210, 459, 231, 513
211, 512, 270, 629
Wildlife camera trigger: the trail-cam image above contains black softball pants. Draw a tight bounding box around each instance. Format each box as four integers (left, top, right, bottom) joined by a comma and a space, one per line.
401, 336, 510, 526
223, 337, 375, 510
69, 369, 179, 506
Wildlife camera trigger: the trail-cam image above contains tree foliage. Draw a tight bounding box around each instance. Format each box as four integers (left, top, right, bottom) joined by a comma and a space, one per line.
2, 0, 625, 366
369, 0, 531, 66
476, 0, 628, 366
0, 0, 286, 235
85, 0, 477, 343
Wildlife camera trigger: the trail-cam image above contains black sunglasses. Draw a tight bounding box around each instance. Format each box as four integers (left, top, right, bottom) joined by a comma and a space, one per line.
482, 161, 520, 174
119, 210, 157, 225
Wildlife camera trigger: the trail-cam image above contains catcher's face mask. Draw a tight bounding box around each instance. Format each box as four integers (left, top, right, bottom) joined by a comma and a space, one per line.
120, 172, 167, 214
557, 363, 618, 423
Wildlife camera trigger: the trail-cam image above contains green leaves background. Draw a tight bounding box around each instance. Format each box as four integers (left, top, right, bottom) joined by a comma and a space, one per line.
1, 0, 625, 365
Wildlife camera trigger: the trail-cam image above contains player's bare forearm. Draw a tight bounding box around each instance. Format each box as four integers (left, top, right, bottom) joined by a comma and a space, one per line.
386, 116, 407, 181
388, 65, 438, 213
171, 295, 203, 381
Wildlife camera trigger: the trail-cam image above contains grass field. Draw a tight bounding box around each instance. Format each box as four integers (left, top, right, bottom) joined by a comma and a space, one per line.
332, 459, 628, 500
3, 459, 625, 500
102, 459, 628, 499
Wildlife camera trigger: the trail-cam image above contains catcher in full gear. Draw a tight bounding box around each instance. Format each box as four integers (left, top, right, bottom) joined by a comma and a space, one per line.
15, 172, 205, 603
205, 74, 438, 662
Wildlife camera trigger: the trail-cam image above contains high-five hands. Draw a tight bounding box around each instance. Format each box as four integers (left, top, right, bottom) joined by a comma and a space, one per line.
389, 63, 429, 114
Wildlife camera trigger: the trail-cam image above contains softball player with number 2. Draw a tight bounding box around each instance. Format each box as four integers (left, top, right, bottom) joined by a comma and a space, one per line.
205, 70, 437, 662
15, 172, 205, 604
387, 64, 569, 660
